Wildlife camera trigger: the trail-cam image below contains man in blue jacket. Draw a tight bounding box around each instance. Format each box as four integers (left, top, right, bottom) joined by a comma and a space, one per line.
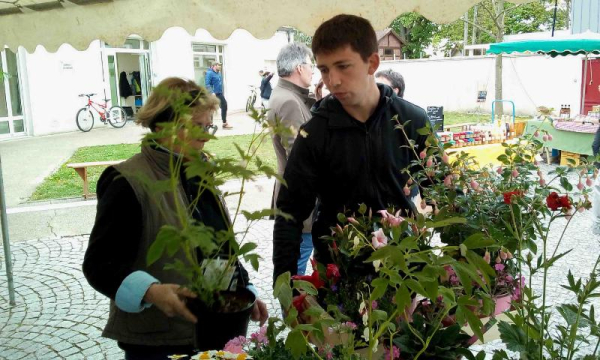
205, 62, 232, 129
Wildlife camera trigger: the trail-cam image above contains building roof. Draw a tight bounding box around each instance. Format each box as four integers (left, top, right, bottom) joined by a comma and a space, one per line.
376, 28, 406, 45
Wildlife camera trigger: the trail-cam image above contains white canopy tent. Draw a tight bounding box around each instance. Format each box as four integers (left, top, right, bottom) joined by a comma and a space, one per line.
0, 0, 533, 303
0, 0, 533, 52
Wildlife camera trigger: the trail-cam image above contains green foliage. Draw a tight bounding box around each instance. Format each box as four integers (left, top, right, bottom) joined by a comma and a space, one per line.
389, 13, 437, 59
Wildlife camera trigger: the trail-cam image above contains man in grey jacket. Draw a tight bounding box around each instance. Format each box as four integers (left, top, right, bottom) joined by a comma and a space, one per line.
268, 42, 321, 275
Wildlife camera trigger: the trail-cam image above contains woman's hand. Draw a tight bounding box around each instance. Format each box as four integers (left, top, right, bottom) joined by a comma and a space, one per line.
251, 299, 269, 326
144, 283, 198, 323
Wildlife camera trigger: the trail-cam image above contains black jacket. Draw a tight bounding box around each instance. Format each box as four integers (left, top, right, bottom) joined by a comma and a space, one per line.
273, 84, 430, 282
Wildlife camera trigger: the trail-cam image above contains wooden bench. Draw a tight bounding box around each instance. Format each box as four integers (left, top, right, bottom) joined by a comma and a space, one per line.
67, 160, 125, 199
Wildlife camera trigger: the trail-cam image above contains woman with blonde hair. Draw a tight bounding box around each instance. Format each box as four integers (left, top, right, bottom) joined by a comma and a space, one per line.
83, 77, 267, 359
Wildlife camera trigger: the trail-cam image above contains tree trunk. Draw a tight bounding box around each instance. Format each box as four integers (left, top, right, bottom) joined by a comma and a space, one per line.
565, 0, 571, 29
494, 0, 505, 116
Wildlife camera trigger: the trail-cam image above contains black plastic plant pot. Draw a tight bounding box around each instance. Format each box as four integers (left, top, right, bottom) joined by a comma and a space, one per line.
188, 287, 256, 351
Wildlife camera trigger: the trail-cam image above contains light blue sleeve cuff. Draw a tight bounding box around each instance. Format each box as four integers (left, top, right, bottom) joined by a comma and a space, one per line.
115, 271, 160, 313
246, 284, 259, 298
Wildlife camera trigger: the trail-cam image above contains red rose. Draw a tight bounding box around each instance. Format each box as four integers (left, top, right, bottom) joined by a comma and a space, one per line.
326, 264, 341, 281
503, 190, 524, 204
292, 293, 307, 313
546, 192, 561, 210
546, 192, 572, 211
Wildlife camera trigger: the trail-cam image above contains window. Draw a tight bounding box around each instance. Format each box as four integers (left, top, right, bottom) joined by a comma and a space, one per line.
191, 43, 224, 88
384, 48, 394, 56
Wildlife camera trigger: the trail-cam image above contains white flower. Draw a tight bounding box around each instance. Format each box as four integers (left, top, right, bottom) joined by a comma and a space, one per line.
352, 236, 360, 249
373, 259, 382, 272
362, 328, 370, 341
372, 339, 379, 352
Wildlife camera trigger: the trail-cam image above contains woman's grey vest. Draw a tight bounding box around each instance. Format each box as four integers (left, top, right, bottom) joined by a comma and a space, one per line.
103, 146, 194, 346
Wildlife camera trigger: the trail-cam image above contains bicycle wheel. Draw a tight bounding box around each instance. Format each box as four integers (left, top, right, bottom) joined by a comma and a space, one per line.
107, 106, 127, 128
76, 108, 94, 132
246, 95, 252, 112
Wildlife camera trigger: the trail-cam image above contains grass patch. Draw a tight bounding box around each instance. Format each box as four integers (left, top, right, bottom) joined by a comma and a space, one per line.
29, 112, 530, 201
30, 134, 276, 201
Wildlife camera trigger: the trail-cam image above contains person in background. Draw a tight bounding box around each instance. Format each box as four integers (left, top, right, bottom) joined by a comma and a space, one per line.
272, 14, 430, 283
268, 42, 322, 275
83, 77, 267, 360
375, 68, 405, 98
205, 62, 232, 129
260, 70, 274, 108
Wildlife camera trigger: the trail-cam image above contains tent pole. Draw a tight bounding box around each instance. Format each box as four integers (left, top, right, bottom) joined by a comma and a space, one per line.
581, 55, 589, 114
0, 154, 15, 305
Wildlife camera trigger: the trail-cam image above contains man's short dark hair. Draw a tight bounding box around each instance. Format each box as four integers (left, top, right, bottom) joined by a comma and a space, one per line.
375, 69, 406, 98
312, 14, 378, 62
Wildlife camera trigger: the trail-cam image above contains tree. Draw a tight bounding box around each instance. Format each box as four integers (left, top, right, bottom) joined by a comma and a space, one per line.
432, 0, 568, 114
389, 13, 437, 59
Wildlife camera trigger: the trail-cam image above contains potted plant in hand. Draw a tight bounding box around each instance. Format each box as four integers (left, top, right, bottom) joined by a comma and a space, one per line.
140, 92, 283, 350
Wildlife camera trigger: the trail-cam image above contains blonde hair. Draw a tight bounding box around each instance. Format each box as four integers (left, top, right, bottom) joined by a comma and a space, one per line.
136, 77, 220, 131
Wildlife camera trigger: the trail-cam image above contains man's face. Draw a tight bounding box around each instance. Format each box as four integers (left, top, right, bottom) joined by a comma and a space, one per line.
214, 64, 221, 72
376, 76, 399, 95
316, 45, 379, 107
297, 56, 314, 88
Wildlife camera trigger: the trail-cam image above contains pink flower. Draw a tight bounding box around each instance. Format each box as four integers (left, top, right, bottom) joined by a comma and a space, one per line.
378, 210, 404, 227
539, 177, 546, 186
347, 217, 359, 225
342, 321, 357, 330
372, 300, 379, 309
512, 169, 519, 178
496, 166, 503, 174
224, 335, 248, 354
470, 179, 479, 190
483, 251, 491, 263
371, 228, 388, 249
548, 134, 553, 141
578, 182, 584, 190
419, 150, 427, 159
442, 153, 449, 164
587, 177, 594, 187
426, 157, 433, 167
534, 130, 540, 137
403, 186, 411, 196
500, 250, 507, 260
444, 174, 453, 188
543, 134, 549, 141
384, 345, 401, 360
250, 326, 268, 346
495, 263, 505, 272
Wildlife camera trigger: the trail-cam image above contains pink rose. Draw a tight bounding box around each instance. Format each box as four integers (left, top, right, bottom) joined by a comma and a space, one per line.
371, 228, 388, 249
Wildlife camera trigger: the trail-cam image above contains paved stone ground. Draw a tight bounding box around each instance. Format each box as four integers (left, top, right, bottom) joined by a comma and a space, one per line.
1, 164, 600, 359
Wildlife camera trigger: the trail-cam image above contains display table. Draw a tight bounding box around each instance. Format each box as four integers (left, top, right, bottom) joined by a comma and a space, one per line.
524, 120, 596, 156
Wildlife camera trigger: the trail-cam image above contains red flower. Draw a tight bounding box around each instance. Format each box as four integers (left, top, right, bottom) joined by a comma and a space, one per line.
546, 192, 572, 211
292, 293, 307, 313
291, 259, 325, 289
503, 190, 524, 204
326, 264, 341, 282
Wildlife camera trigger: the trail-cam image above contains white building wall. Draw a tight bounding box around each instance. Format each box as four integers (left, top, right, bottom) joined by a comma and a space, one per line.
379, 54, 583, 116
150, 27, 288, 113
25, 41, 105, 136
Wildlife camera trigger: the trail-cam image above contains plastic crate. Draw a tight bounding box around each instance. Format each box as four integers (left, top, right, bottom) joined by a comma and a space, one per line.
560, 151, 580, 166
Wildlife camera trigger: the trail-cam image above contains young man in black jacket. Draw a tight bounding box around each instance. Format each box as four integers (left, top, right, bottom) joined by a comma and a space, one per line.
272, 14, 431, 283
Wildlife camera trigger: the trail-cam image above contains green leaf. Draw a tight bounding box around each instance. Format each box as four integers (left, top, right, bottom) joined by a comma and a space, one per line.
147, 225, 181, 266
426, 216, 467, 228
372, 309, 388, 322
285, 329, 308, 359
405, 278, 427, 297
498, 321, 529, 353
292, 280, 318, 296
243, 253, 260, 271
560, 176, 574, 192
238, 242, 258, 256
462, 233, 496, 250
274, 272, 292, 310
370, 278, 389, 301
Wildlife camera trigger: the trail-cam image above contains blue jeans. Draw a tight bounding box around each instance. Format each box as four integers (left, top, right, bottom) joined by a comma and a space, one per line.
215, 93, 228, 123
297, 233, 314, 275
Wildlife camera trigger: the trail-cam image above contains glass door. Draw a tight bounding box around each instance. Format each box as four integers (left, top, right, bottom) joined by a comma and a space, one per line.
0, 49, 24, 137
192, 43, 224, 89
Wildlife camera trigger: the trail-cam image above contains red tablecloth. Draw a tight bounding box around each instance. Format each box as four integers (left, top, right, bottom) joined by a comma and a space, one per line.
553, 121, 599, 134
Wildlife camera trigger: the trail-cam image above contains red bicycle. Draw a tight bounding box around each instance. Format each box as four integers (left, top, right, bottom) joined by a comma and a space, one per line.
76, 93, 127, 132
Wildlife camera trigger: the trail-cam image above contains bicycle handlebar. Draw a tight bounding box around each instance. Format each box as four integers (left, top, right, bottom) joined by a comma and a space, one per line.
78, 93, 97, 97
